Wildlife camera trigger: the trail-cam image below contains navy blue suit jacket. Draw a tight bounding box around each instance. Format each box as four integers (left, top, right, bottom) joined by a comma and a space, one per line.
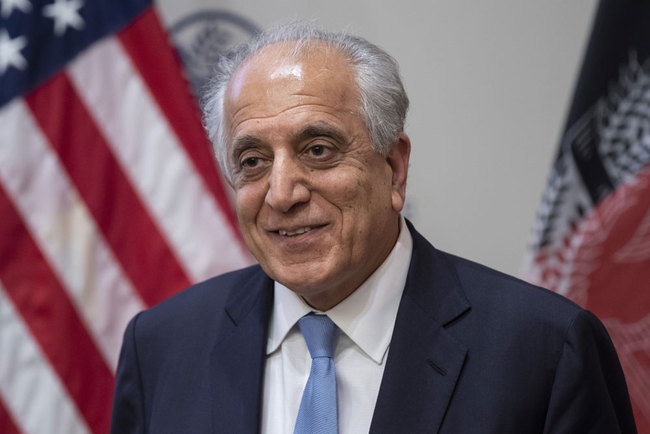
111, 223, 637, 433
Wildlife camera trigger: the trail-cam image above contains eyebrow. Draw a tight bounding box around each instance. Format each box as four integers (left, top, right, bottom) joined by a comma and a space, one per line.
296, 122, 347, 146
231, 135, 263, 159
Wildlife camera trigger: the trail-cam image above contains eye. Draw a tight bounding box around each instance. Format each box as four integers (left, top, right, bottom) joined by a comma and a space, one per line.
309, 145, 326, 156
242, 156, 259, 167
301, 141, 338, 167
306, 142, 335, 158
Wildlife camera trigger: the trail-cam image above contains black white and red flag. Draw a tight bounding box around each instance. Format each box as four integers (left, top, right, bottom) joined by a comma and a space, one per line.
522, 0, 650, 431
0, 0, 251, 432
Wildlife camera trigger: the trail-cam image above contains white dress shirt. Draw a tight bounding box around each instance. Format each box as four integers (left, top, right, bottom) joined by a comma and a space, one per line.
261, 217, 413, 434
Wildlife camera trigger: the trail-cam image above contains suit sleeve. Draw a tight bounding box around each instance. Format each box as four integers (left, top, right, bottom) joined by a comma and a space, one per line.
110, 313, 145, 434
542, 310, 637, 434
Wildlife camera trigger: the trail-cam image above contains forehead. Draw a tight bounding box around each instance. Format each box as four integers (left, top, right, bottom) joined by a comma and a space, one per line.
224, 41, 361, 131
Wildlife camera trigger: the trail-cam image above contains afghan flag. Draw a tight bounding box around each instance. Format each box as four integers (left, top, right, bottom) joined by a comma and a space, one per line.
522, 0, 650, 431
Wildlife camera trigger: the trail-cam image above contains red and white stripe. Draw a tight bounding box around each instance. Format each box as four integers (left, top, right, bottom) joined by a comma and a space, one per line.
67, 37, 249, 283
0, 7, 251, 434
0, 283, 90, 434
0, 98, 145, 370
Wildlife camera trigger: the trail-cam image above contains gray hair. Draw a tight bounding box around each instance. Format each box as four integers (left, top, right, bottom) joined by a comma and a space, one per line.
201, 21, 409, 181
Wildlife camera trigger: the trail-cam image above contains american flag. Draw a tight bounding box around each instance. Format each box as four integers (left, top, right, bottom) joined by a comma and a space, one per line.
0, 0, 251, 432
522, 0, 650, 431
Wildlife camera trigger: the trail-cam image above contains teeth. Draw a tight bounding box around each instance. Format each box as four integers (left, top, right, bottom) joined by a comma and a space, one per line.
278, 227, 312, 237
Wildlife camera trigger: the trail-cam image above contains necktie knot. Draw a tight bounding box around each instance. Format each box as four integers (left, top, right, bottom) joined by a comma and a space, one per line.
298, 313, 338, 359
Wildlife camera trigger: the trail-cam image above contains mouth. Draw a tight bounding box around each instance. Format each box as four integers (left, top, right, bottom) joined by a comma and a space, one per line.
278, 227, 312, 237
271, 223, 327, 238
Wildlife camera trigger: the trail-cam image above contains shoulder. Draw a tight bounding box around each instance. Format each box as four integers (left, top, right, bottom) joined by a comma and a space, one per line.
407, 220, 585, 330
404, 227, 635, 432
407, 220, 591, 349
447, 252, 583, 321
438, 251, 605, 363
129, 264, 269, 342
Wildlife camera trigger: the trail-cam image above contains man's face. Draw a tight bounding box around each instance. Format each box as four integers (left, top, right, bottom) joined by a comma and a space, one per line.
224, 42, 410, 310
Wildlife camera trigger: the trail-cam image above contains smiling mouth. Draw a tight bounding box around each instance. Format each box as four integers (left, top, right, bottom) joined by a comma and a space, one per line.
273, 223, 329, 237
277, 227, 312, 237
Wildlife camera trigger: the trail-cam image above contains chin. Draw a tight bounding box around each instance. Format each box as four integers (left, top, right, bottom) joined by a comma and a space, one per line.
275, 272, 328, 292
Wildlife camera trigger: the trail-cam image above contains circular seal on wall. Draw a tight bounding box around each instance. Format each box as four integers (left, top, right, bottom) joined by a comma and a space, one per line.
169, 10, 259, 98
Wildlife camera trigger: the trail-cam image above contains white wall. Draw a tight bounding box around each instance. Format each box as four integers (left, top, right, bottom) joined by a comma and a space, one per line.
158, 0, 599, 276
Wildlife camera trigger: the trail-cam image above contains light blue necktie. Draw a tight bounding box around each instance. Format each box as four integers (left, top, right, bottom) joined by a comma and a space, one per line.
294, 313, 339, 434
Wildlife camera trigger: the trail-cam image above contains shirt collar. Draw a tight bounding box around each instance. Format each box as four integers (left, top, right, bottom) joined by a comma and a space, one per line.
266, 216, 413, 364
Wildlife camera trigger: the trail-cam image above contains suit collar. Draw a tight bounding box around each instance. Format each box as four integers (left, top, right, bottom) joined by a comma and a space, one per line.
370, 221, 470, 434
403, 220, 471, 326
209, 266, 273, 434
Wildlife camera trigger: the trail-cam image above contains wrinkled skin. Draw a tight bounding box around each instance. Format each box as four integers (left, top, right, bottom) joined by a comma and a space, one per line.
224, 42, 410, 310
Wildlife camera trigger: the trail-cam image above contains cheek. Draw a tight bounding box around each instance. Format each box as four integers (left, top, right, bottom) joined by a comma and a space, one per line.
318, 165, 392, 220
319, 176, 366, 217
235, 185, 265, 224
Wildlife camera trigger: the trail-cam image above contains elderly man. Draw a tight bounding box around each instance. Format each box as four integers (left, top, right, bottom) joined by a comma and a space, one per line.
110, 23, 637, 433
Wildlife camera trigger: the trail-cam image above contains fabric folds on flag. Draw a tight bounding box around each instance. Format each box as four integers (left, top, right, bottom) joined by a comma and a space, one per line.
522, 0, 650, 431
0, 1, 251, 432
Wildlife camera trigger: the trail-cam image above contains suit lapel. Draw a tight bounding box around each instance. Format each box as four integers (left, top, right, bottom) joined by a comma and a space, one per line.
209, 268, 273, 434
370, 223, 470, 434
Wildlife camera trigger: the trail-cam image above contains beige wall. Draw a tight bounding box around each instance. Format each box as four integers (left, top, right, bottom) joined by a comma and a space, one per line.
158, 0, 598, 276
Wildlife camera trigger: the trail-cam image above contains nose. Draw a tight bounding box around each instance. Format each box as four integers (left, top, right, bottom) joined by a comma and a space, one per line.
265, 155, 311, 213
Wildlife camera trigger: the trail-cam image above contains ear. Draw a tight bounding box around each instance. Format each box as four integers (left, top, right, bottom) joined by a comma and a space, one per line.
386, 132, 411, 213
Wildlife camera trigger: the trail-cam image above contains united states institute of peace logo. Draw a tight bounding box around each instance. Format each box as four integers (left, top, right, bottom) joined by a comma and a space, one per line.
169, 10, 259, 98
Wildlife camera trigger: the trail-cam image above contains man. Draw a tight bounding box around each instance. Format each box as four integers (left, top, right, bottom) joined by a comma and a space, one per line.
110, 23, 637, 433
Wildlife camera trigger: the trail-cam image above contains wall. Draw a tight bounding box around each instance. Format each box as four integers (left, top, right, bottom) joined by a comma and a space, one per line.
157, 0, 599, 276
